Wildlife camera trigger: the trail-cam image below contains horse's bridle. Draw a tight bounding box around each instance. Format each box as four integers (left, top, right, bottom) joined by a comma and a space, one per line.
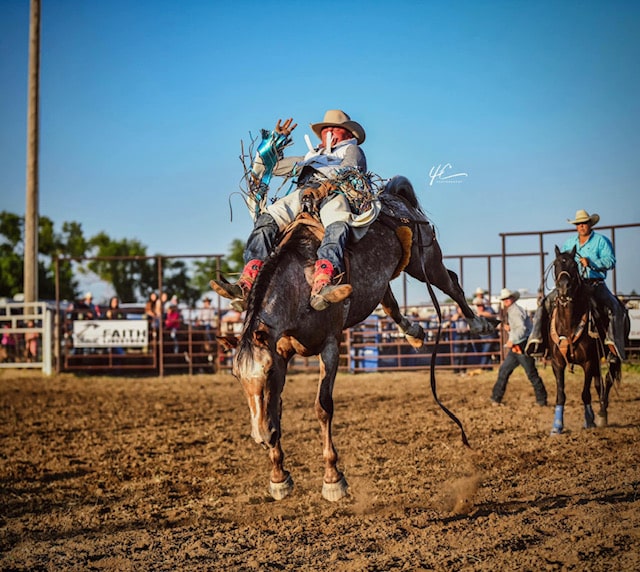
555, 269, 574, 306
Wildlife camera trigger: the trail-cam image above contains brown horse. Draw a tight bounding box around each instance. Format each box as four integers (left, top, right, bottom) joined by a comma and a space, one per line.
548, 246, 621, 434
227, 176, 494, 501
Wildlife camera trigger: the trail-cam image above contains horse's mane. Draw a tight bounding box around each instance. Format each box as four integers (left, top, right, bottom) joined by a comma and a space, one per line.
241, 224, 318, 339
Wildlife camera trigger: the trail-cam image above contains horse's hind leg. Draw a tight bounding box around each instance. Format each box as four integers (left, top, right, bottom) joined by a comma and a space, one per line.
316, 339, 348, 501
594, 361, 617, 428
381, 286, 424, 348
406, 237, 492, 333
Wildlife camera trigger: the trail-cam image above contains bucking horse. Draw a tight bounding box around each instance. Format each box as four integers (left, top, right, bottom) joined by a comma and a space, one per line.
221, 176, 495, 501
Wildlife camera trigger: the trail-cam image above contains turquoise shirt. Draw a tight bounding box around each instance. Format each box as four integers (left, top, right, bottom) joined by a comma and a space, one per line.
562, 231, 616, 279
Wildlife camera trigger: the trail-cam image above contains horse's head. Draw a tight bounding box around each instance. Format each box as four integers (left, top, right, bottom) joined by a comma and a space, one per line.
232, 233, 316, 449
233, 322, 287, 448
553, 245, 580, 303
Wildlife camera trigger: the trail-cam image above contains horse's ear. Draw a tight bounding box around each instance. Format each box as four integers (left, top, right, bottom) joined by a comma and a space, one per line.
571, 245, 577, 257
216, 335, 238, 351
555, 245, 561, 257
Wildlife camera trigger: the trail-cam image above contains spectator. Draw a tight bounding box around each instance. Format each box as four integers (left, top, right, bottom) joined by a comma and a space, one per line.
1, 324, 17, 362
490, 288, 547, 406
165, 294, 179, 313
474, 287, 490, 304
156, 292, 168, 323
81, 292, 101, 319
105, 296, 124, 356
450, 304, 471, 374
164, 302, 182, 353
25, 320, 39, 362
105, 296, 125, 320
473, 296, 499, 366
196, 297, 218, 341
145, 292, 160, 330
221, 309, 244, 336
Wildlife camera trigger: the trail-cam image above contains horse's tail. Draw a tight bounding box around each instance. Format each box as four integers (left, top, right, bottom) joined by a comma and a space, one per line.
384, 175, 423, 213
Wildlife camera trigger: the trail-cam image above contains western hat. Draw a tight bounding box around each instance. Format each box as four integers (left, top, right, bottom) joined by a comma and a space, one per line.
474, 287, 485, 296
84, 292, 93, 299
472, 296, 486, 306
499, 288, 520, 301
310, 110, 366, 144
568, 209, 600, 226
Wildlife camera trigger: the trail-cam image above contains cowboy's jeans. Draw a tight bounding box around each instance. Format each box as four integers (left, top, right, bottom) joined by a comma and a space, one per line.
244, 213, 280, 263
317, 221, 349, 274
244, 213, 350, 276
491, 349, 547, 404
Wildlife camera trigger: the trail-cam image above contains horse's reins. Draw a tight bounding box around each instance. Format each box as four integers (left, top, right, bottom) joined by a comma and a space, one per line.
415, 223, 471, 449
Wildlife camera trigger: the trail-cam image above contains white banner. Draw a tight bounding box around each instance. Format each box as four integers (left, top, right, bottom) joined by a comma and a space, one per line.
628, 308, 640, 341
72, 320, 149, 348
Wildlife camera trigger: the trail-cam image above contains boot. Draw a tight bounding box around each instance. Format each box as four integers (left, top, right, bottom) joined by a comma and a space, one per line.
210, 259, 263, 311
525, 306, 547, 357
605, 321, 622, 363
310, 259, 352, 311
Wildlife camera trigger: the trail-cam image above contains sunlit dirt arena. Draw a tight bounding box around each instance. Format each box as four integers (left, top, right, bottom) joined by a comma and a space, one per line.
1, 366, 639, 571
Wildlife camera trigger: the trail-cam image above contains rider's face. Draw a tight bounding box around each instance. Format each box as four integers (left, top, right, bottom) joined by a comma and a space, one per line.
575, 222, 592, 238
320, 126, 352, 147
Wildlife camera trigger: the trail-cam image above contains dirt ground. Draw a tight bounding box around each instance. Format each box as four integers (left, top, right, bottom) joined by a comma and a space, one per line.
1, 364, 639, 571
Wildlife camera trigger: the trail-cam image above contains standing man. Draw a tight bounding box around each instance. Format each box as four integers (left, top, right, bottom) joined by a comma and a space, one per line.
526, 209, 627, 362
491, 288, 547, 406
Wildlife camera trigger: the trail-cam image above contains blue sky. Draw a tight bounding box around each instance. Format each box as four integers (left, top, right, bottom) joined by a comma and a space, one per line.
1, 0, 639, 304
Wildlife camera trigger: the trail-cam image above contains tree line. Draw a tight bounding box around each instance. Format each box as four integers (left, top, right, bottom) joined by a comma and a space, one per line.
0, 211, 245, 306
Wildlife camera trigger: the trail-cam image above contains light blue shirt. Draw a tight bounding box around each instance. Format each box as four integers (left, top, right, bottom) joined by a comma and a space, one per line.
562, 231, 615, 280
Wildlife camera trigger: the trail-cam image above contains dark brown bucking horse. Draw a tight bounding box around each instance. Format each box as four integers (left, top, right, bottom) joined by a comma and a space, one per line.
548, 246, 622, 435
224, 176, 494, 501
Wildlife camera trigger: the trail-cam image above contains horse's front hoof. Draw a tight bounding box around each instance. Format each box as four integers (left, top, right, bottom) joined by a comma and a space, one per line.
550, 426, 563, 436
322, 476, 349, 502
269, 474, 294, 500
595, 413, 608, 428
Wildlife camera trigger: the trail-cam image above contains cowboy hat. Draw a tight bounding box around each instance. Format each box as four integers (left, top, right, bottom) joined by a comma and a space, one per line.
568, 209, 600, 226
310, 110, 366, 144
499, 288, 520, 301
474, 287, 485, 296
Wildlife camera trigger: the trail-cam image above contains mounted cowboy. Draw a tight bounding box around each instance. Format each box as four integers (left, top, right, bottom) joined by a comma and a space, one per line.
526, 209, 629, 362
212, 109, 376, 312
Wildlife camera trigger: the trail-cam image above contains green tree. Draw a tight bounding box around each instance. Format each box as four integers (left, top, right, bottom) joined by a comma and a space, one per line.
0, 212, 24, 297
162, 258, 201, 306
87, 233, 155, 302
191, 238, 246, 297
0, 211, 87, 300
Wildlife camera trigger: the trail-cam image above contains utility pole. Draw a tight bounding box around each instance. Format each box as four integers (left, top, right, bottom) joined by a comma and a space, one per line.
24, 0, 41, 303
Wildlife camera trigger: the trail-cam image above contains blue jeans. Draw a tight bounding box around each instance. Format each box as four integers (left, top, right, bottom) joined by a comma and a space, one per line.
245, 213, 349, 273
491, 349, 547, 404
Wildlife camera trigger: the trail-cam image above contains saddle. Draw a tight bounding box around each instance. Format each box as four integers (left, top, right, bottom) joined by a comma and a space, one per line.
549, 297, 604, 362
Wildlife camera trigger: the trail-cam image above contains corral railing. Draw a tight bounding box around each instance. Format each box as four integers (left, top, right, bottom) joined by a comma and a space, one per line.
0, 301, 53, 375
